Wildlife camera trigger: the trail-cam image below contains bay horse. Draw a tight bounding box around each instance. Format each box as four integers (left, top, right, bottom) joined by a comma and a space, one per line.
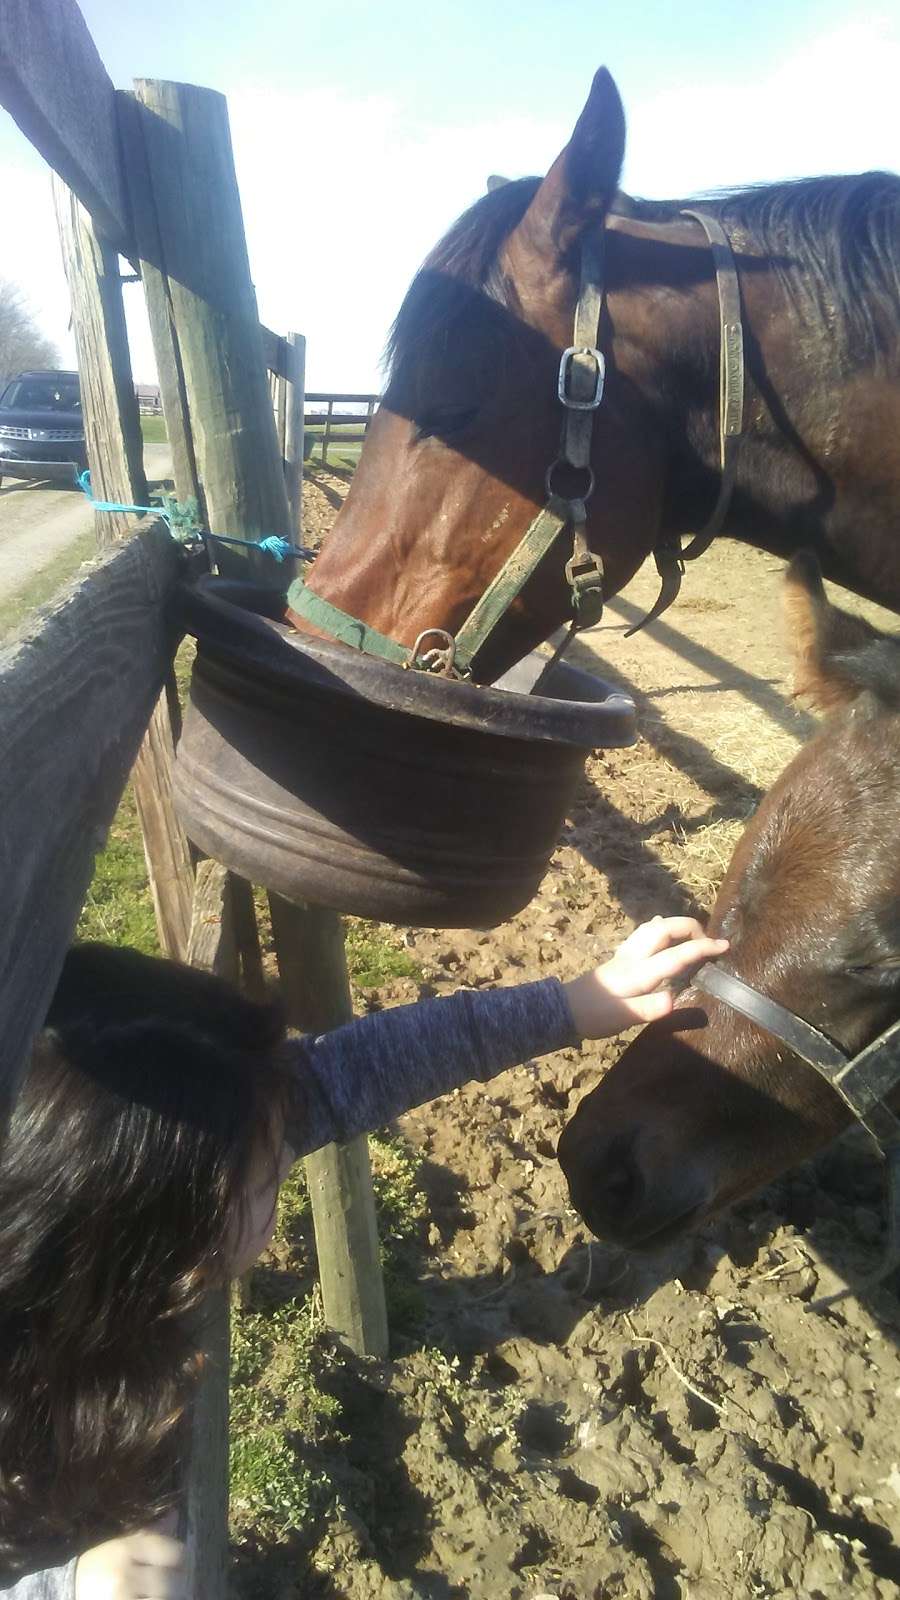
558, 553, 900, 1252
290, 67, 900, 682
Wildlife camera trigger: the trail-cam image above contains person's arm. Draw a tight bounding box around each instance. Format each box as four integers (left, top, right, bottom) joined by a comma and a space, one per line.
285, 917, 727, 1154
0, 1561, 76, 1598
287, 975, 577, 1153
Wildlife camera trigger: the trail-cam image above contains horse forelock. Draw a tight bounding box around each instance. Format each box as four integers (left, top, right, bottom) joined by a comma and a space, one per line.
384, 177, 541, 379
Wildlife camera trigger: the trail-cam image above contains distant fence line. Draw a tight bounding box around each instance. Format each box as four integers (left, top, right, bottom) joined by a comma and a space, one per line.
303, 391, 379, 465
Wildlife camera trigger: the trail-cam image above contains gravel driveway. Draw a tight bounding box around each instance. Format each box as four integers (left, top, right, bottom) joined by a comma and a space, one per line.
0, 443, 172, 601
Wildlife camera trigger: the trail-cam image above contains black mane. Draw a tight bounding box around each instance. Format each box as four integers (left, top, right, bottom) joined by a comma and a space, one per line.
387, 170, 900, 379
621, 172, 900, 370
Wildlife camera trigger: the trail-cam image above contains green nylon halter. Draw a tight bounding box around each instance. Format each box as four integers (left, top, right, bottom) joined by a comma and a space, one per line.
288, 237, 608, 676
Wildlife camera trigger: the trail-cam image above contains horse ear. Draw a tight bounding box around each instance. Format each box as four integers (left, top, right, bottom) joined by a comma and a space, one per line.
486, 174, 511, 193
518, 67, 626, 259
784, 550, 886, 711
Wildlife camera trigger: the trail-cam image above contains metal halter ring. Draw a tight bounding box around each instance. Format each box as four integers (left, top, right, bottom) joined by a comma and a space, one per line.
558, 346, 606, 409
403, 628, 458, 675
545, 459, 596, 504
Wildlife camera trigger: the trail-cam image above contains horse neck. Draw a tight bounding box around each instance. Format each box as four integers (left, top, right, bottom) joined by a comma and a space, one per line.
607, 217, 894, 568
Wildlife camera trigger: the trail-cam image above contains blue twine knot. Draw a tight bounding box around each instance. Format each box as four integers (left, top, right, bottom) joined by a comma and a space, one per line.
75, 469, 315, 563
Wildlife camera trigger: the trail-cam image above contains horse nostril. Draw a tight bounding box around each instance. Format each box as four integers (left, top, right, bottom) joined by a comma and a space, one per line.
603, 1158, 641, 1213
569, 1134, 646, 1240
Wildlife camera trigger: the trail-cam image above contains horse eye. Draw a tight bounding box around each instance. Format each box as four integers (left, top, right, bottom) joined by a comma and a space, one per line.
845, 957, 900, 989
415, 406, 478, 443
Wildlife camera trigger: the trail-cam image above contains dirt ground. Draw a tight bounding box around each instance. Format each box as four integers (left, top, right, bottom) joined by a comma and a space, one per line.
269, 470, 900, 1599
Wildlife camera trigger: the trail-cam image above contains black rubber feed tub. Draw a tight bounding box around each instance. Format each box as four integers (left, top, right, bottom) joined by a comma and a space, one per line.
173, 577, 636, 927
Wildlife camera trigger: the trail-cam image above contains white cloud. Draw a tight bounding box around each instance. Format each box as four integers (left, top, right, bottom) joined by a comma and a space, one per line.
622, 16, 900, 196
2, 13, 898, 391
228, 86, 565, 390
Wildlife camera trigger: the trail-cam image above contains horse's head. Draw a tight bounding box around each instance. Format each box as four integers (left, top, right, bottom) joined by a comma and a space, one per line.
299, 68, 699, 679
558, 553, 900, 1247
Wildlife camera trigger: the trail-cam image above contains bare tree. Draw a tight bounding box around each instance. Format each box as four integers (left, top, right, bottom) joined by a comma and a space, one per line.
0, 280, 60, 389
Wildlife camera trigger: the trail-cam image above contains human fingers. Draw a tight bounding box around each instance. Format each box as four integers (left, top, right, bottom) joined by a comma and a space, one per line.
614, 915, 710, 962
604, 935, 728, 998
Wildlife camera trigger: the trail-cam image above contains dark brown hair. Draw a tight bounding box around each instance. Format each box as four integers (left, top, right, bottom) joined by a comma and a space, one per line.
0, 943, 290, 1577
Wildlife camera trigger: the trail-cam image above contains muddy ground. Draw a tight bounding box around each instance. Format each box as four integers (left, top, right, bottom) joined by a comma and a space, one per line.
254, 468, 900, 1599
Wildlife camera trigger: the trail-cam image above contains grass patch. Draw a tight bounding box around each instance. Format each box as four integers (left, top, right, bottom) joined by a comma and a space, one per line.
344, 920, 420, 989
140, 413, 168, 444
230, 1296, 339, 1541
230, 1125, 429, 1550
0, 528, 97, 643
77, 784, 160, 953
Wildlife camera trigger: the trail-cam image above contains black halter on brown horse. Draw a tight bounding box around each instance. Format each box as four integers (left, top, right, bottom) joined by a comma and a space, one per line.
289, 68, 900, 681
559, 554, 900, 1290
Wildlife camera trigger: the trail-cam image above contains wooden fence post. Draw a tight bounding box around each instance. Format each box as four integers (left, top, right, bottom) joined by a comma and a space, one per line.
54, 175, 195, 962
268, 894, 389, 1358
53, 177, 147, 542
119, 81, 293, 584
181, 860, 238, 1600
284, 332, 306, 538
321, 398, 334, 466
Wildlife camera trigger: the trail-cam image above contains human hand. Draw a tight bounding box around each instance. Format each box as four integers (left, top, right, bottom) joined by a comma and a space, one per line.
74, 1513, 186, 1599
563, 915, 728, 1038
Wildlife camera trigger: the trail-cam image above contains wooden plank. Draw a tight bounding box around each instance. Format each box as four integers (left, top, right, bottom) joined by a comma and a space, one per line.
181, 1289, 230, 1600
305, 393, 380, 404
55, 171, 196, 963
268, 894, 388, 1358
180, 862, 237, 1600
53, 177, 148, 545
283, 332, 306, 537
259, 323, 288, 380
121, 81, 293, 584
131, 683, 195, 960
186, 859, 238, 978
116, 91, 203, 512
0, 520, 183, 1120
0, 0, 130, 247
228, 874, 266, 1002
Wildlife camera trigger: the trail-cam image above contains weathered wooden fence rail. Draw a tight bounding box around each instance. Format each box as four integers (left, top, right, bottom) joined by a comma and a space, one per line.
0, 3, 386, 1593
305, 391, 378, 464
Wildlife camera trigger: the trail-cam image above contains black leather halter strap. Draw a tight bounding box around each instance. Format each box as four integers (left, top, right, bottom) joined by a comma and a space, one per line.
693, 961, 900, 1305
625, 210, 746, 638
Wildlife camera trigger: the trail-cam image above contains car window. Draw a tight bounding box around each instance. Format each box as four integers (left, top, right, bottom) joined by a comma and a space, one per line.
2, 379, 82, 412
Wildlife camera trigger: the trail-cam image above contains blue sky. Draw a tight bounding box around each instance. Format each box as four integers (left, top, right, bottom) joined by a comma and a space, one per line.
1, 1, 898, 388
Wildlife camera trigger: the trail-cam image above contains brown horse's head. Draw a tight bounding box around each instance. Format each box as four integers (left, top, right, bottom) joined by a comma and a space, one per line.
558, 553, 900, 1247
301, 67, 714, 679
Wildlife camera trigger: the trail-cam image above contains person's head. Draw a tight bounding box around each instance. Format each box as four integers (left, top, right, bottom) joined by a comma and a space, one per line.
0, 943, 292, 1574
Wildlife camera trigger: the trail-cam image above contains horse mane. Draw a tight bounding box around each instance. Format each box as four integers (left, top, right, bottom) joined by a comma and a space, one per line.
388, 170, 900, 380
833, 637, 900, 712
620, 172, 900, 372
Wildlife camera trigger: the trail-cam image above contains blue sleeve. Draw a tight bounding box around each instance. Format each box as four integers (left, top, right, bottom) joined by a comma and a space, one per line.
0, 1559, 76, 1598
285, 976, 580, 1154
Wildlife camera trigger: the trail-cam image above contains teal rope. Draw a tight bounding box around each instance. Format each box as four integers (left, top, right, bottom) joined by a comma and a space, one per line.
75, 470, 315, 564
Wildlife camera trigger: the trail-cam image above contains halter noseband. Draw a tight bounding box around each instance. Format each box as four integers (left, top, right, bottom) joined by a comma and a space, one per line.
287, 238, 609, 678
693, 961, 900, 1306
287, 211, 745, 672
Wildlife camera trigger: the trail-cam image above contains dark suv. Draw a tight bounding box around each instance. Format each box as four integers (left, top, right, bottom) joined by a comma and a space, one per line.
0, 369, 87, 487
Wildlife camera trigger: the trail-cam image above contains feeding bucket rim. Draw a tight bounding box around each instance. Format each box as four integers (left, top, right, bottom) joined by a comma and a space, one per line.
174, 577, 636, 751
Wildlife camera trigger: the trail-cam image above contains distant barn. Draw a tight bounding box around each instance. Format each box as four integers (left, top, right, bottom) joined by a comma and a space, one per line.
135, 383, 162, 414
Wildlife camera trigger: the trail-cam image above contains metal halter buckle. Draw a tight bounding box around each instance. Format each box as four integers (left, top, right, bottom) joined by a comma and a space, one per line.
565, 550, 605, 626
558, 346, 605, 410
403, 628, 458, 676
